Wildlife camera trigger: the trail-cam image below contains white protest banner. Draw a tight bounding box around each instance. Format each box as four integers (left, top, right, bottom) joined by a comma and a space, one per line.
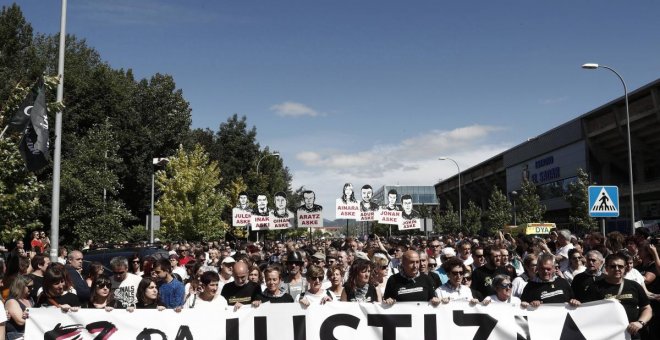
232, 207, 251, 226
399, 218, 421, 230
271, 216, 293, 229
378, 208, 402, 225
336, 200, 360, 219
251, 214, 271, 231
26, 300, 629, 340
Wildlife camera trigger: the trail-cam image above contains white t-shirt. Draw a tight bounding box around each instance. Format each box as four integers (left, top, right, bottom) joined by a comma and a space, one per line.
625, 269, 646, 287
555, 243, 574, 272
0, 300, 7, 323
184, 293, 228, 310
487, 294, 522, 306
111, 273, 143, 308
295, 289, 332, 305
436, 283, 473, 301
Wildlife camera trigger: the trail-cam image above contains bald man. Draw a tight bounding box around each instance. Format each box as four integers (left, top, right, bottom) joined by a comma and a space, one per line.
221, 261, 261, 309
383, 251, 440, 305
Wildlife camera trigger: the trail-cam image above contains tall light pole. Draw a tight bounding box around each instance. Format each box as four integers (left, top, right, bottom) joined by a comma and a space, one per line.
582, 63, 635, 234
151, 157, 169, 244
257, 151, 280, 175
255, 151, 280, 242
439, 157, 462, 230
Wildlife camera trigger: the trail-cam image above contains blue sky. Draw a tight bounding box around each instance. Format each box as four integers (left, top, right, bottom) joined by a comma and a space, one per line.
13, 0, 660, 219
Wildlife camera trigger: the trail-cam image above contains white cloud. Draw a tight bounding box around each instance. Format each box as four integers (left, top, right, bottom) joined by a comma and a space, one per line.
294, 125, 504, 177
270, 101, 323, 117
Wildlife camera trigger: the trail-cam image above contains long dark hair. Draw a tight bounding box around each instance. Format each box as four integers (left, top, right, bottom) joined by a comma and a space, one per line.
89, 275, 114, 306
128, 253, 142, 274
345, 259, 372, 292
41, 263, 72, 299
137, 277, 158, 305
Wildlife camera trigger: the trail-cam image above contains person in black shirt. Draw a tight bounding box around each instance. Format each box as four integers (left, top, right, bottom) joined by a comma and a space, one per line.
471, 245, 514, 298
521, 253, 579, 307
35, 263, 81, 311
571, 250, 604, 302
221, 261, 261, 310
253, 266, 294, 305
583, 253, 651, 339
383, 250, 440, 305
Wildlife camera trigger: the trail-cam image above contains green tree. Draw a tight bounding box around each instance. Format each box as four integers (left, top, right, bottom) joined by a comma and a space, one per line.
517, 179, 546, 225
155, 145, 229, 241
565, 168, 597, 232
58, 122, 134, 246
485, 185, 512, 235
463, 201, 482, 235
435, 201, 460, 234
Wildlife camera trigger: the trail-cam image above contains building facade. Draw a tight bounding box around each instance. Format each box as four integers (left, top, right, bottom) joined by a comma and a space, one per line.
435, 78, 660, 233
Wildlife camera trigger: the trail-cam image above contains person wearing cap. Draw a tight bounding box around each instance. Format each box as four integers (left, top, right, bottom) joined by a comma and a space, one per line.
434, 247, 456, 285
283, 251, 307, 299
383, 250, 440, 305
218, 257, 235, 292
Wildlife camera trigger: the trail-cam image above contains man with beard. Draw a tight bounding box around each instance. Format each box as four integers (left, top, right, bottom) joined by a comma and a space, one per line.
471, 245, 515, 298
360, 185, 379, 212
383, 250, 440, 305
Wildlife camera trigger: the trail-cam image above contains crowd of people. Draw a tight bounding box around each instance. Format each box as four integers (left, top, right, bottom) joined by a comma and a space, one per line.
0, 228, 658, 339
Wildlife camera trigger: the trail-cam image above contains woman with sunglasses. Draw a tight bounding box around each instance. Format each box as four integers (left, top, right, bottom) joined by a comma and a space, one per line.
128, 254, 143, 277
370, 254, 389, 297
87, 276, 114, 311
296, 265, 333, 307
327, 264, 345, 300
341, 260, 381, 302
436, 258, 478, 304
4, 275, 33, 340
35, 264, 80, 311
485, 274, 527, 307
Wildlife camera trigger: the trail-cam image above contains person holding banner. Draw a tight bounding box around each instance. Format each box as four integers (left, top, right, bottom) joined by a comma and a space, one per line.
35, 264, 80, 311
184, 271, 229, 310
87, 276, 114, 311
220, 261, 261, 310
296, 265, 333, 307
486, 274, 527, 307
436, 258, 478, 304
383, 251, 440, 305
521, 253, 580, 307
4, 275, 33, 340
129, 278, 164, 311
252, 266, 293, 305
583, 253, 652, 339
341, 260, 381, 302
326, 264, 345, 300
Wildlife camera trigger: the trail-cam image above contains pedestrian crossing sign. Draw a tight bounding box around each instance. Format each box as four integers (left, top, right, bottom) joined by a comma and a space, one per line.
588, 186, 619, 217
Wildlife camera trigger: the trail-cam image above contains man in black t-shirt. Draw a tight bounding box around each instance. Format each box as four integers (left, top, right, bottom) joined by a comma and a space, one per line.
571, 250, 604, 302
583, 253, 651, 339
521, 253, 579, 307
221, 261, 261, 310
471, 245, 515, 298
383, 250, 440, 305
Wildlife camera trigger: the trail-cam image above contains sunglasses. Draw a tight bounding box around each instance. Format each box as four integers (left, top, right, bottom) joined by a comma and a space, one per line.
462, 276, 472, 281
450, 271, 464, 276
95, 282, 112, 289
309, 276, 324, 281
428, 263, 437, 268
497, 283, 513, 289
608, 264, 625, 270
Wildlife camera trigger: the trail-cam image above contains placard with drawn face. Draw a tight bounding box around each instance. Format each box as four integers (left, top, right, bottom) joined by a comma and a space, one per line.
232, 191, 252, 226
251, 193, 271, 231
335, 183, 360, 219
297, 190, 323, 228
357, 184, 379, 221
398, 194, 421, 230
378, 189, 401, 225
270, 191, 293, 229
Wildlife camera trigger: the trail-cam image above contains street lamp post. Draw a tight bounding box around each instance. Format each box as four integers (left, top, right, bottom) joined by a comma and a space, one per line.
510, 190, 518, 226
151, 157, 169, 244
257, 151, 280, 175
582, 63, 635, 234
255, 151, 280, 242
439, 157, 462, 230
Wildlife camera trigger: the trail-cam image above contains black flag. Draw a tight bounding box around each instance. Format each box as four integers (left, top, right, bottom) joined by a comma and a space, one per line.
18, 81, 50, 172
8, 80, 41, 132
